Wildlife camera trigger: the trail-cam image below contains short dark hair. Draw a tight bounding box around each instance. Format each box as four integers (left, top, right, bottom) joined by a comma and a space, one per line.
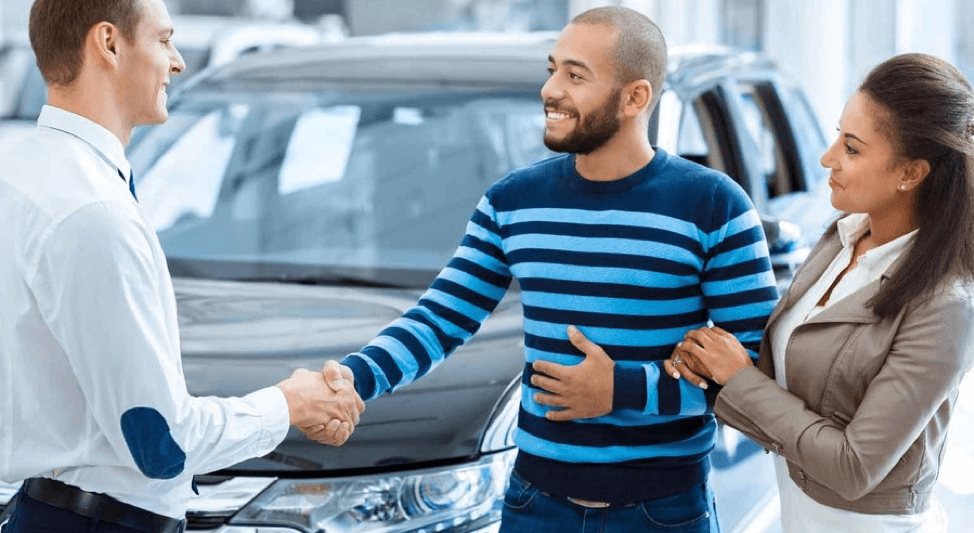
571, 6, 667, 111
848, 53, 974, 316
29, 0, 143, 86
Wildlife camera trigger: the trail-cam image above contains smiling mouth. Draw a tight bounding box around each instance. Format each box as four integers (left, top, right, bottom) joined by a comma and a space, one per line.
545, 109, 576, 121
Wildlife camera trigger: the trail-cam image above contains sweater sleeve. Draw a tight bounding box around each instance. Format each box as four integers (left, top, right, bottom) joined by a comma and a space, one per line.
342, 195, 513, 401
700, 179, 779, 359
612, 177, 779, 415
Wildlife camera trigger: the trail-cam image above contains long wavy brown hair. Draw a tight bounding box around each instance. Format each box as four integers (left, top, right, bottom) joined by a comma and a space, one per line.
837, 53, 974, 317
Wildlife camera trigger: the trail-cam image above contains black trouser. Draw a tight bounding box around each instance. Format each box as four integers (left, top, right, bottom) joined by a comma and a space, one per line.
3, 480, 184, 533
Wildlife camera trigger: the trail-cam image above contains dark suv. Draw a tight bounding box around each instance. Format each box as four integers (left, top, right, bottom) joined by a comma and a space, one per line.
0, 32, 856, 533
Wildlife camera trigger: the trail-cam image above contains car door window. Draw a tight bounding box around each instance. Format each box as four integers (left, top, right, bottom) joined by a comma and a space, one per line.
677, 100, 713, 169
686, 88, 741, 184
779, 86, 828, 185
657, 89, 723, 173
736, 82, 803, 198
655, 90, 681, 153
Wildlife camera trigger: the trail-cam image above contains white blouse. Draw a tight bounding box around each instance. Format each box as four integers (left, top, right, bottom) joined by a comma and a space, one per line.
768, 213, 946, 532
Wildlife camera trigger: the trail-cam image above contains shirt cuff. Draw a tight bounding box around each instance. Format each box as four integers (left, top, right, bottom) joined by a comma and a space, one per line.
613, 366, 648, 411
243, 386, 291, 455
343, 354, 378, 400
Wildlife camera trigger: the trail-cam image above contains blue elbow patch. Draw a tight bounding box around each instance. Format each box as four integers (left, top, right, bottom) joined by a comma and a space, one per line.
120, 407, 186, 480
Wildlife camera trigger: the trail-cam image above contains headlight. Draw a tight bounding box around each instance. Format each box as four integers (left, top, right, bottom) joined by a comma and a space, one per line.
230, 449, 516, 533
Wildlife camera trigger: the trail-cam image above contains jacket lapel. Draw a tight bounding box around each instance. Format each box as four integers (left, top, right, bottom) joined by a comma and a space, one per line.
775, 230, 901, 327
801, 247, 912, 326
757, 234, 843, 377
764, 234, 844, 334
756, 230, 892, 377
801, 279, 882, 325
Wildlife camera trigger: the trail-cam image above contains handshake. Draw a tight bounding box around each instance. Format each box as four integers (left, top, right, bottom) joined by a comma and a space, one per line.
275, 360, 366, 446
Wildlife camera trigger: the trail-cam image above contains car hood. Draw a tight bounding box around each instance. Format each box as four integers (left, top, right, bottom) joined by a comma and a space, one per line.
173, 277, 524, 474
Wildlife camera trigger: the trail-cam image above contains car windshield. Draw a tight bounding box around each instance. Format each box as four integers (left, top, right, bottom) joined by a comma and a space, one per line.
129, 86, 551, 287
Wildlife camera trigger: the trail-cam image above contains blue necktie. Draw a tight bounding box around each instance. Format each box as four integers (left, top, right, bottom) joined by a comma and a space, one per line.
119, 169, 137, 201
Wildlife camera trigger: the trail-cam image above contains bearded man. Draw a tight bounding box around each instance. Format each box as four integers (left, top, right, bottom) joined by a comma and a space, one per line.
313, 6, 779, 532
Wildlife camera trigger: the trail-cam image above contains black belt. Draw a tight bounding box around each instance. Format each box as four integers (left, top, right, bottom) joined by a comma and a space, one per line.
22, 478, 185, 533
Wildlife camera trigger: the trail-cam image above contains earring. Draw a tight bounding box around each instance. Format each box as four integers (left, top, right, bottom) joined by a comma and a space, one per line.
899, 183, 907, 191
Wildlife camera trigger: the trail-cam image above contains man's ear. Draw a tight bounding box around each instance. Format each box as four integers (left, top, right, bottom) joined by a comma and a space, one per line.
86, 22, 121, 70
621, 79, 652, 118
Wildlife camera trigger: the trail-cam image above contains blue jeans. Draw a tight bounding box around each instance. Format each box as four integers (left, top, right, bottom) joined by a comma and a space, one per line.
499, 471, 720, 533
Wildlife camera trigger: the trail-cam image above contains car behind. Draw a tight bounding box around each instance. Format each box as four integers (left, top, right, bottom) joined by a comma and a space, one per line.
4, 32, 969, 533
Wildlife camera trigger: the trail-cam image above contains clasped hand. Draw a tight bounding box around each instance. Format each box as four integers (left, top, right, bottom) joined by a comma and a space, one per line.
665, 326, 752, 387
529, 325, 753, 424
275, 360, 365, 446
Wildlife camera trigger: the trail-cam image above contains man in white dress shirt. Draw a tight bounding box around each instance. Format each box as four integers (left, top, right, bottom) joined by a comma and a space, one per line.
0, 0, 364, 531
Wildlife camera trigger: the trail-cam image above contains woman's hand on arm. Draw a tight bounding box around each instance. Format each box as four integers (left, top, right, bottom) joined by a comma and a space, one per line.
673, 327, 753, 385
664, 336, 712, 389
716, 291, 974, 500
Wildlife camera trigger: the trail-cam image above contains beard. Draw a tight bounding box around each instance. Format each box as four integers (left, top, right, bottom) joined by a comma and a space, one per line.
543, 87, 622, 155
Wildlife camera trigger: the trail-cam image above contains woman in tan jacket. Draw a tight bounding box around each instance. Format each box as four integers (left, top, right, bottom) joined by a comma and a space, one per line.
666, 53, 974, 532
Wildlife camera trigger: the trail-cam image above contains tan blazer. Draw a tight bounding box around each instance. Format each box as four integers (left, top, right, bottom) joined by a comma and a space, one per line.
714, 230, 974, 514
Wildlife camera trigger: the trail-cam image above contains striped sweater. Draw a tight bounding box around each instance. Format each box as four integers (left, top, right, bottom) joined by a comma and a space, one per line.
343, 148, 779, 502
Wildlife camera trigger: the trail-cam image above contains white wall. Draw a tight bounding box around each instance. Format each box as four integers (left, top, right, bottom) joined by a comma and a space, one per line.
848, 0, 897, 92
762, 0, 850, 133
568, 0, 723, 46
653, 0, 722, 47
956, 0, 974, 82
897, 0, 955, 58
2, 0, 31, 39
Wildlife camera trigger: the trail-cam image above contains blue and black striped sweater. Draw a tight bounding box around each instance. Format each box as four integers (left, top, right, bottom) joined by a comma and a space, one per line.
343, 148, 779, 502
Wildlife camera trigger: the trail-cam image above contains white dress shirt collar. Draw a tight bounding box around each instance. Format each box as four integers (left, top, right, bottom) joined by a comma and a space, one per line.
836, 212, 917, 278
37, 105, 132, 180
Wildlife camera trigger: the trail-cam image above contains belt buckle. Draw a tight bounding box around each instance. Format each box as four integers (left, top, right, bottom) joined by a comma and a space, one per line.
567, 497, 612, 508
